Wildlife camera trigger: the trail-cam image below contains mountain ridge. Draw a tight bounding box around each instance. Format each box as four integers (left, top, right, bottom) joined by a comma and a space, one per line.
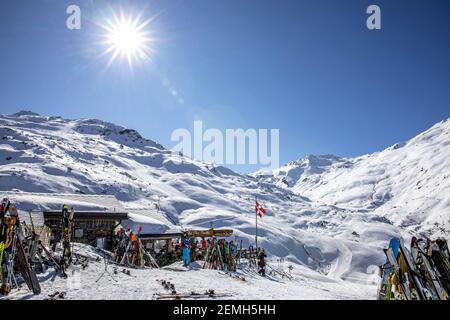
1, 111, 448, 289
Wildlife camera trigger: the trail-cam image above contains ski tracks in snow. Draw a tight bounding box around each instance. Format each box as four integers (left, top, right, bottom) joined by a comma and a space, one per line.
328, 242, 353, 281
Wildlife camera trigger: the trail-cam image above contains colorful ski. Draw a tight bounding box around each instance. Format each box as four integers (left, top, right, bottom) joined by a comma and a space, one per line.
378, 238, 400, 300
399, 239, 427, 300
385, 247, 412, 300
415, 243, 448, 300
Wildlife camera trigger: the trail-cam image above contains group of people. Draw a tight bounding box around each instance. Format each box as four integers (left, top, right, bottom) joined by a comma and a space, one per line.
112, 228, 269, 275
170, 234, 269, 275
171, 233, 209, 266
171, 233, 240, 270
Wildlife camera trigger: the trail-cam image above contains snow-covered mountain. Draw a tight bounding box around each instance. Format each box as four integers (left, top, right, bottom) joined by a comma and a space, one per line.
252, 154, 349, 190
254, 119, 450, 238
0, 111, 448, 299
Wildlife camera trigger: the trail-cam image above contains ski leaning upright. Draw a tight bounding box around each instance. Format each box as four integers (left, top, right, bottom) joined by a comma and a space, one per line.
384, 247, 412, 300
399, 239, 428, 300
378, 238, 400, 300
60, 205, 74, 272
412, 239, 448, 300
16, 235, 41, 295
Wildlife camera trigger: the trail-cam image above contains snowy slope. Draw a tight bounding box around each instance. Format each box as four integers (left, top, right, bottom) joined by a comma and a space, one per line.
252, 154, 349, 190
1, 111, 447, 299
254, 119, 450, 239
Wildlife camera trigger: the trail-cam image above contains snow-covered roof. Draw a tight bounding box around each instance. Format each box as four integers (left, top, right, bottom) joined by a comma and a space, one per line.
121, 212, 179, 235
43, 210, 128, 220
0, 192, 125, 212
125, 208, 176, 227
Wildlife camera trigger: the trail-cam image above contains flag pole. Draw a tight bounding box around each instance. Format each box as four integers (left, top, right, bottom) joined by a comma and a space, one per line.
255, 196, 258, 252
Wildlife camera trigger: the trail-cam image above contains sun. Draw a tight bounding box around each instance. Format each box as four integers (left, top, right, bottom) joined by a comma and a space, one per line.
100, 10, 155, 68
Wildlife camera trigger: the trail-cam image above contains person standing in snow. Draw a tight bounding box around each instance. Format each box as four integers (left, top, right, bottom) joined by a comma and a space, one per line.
182, 242, 191, 267
191, 240, 199, 261
257, 249, 267, 276
228, 240, 238, 271
229, 240, 237, 256
181, 234, 191, 266
201, 237, 207, 252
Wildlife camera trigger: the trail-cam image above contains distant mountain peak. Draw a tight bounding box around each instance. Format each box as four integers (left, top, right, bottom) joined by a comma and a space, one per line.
11, 110, 40, 117
288, 154, 343, 166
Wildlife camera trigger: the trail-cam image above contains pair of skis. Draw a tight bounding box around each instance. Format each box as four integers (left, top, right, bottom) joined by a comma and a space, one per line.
118, 227, 154, 268
430, 248, 450, 294
154, 280, 233, 299
27, 211, 68, 278
203, 244, 225, 270
378, 238, 400, 300
16, 235, 41, 295
384, 246, 413, 300
412, 243, 448, 300
60, 208, 75, 265
155, 290, 232, 300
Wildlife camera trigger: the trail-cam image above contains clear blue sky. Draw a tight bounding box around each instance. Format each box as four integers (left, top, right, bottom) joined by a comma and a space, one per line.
0, 0, 449, 172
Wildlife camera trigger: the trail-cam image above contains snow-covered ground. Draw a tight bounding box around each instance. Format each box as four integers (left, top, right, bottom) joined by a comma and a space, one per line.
2, 244, 376, 300
0, 111, 448, 299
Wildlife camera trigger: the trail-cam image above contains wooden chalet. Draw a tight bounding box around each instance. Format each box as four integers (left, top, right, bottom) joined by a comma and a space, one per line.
43, 210, 128, 249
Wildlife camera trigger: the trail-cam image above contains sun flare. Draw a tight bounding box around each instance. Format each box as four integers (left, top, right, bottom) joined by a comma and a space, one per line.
100, 10, 155, 68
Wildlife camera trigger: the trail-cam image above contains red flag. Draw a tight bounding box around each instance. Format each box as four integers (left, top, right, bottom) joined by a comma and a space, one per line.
138, 226, 143, 233
255, 200, 266, 218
